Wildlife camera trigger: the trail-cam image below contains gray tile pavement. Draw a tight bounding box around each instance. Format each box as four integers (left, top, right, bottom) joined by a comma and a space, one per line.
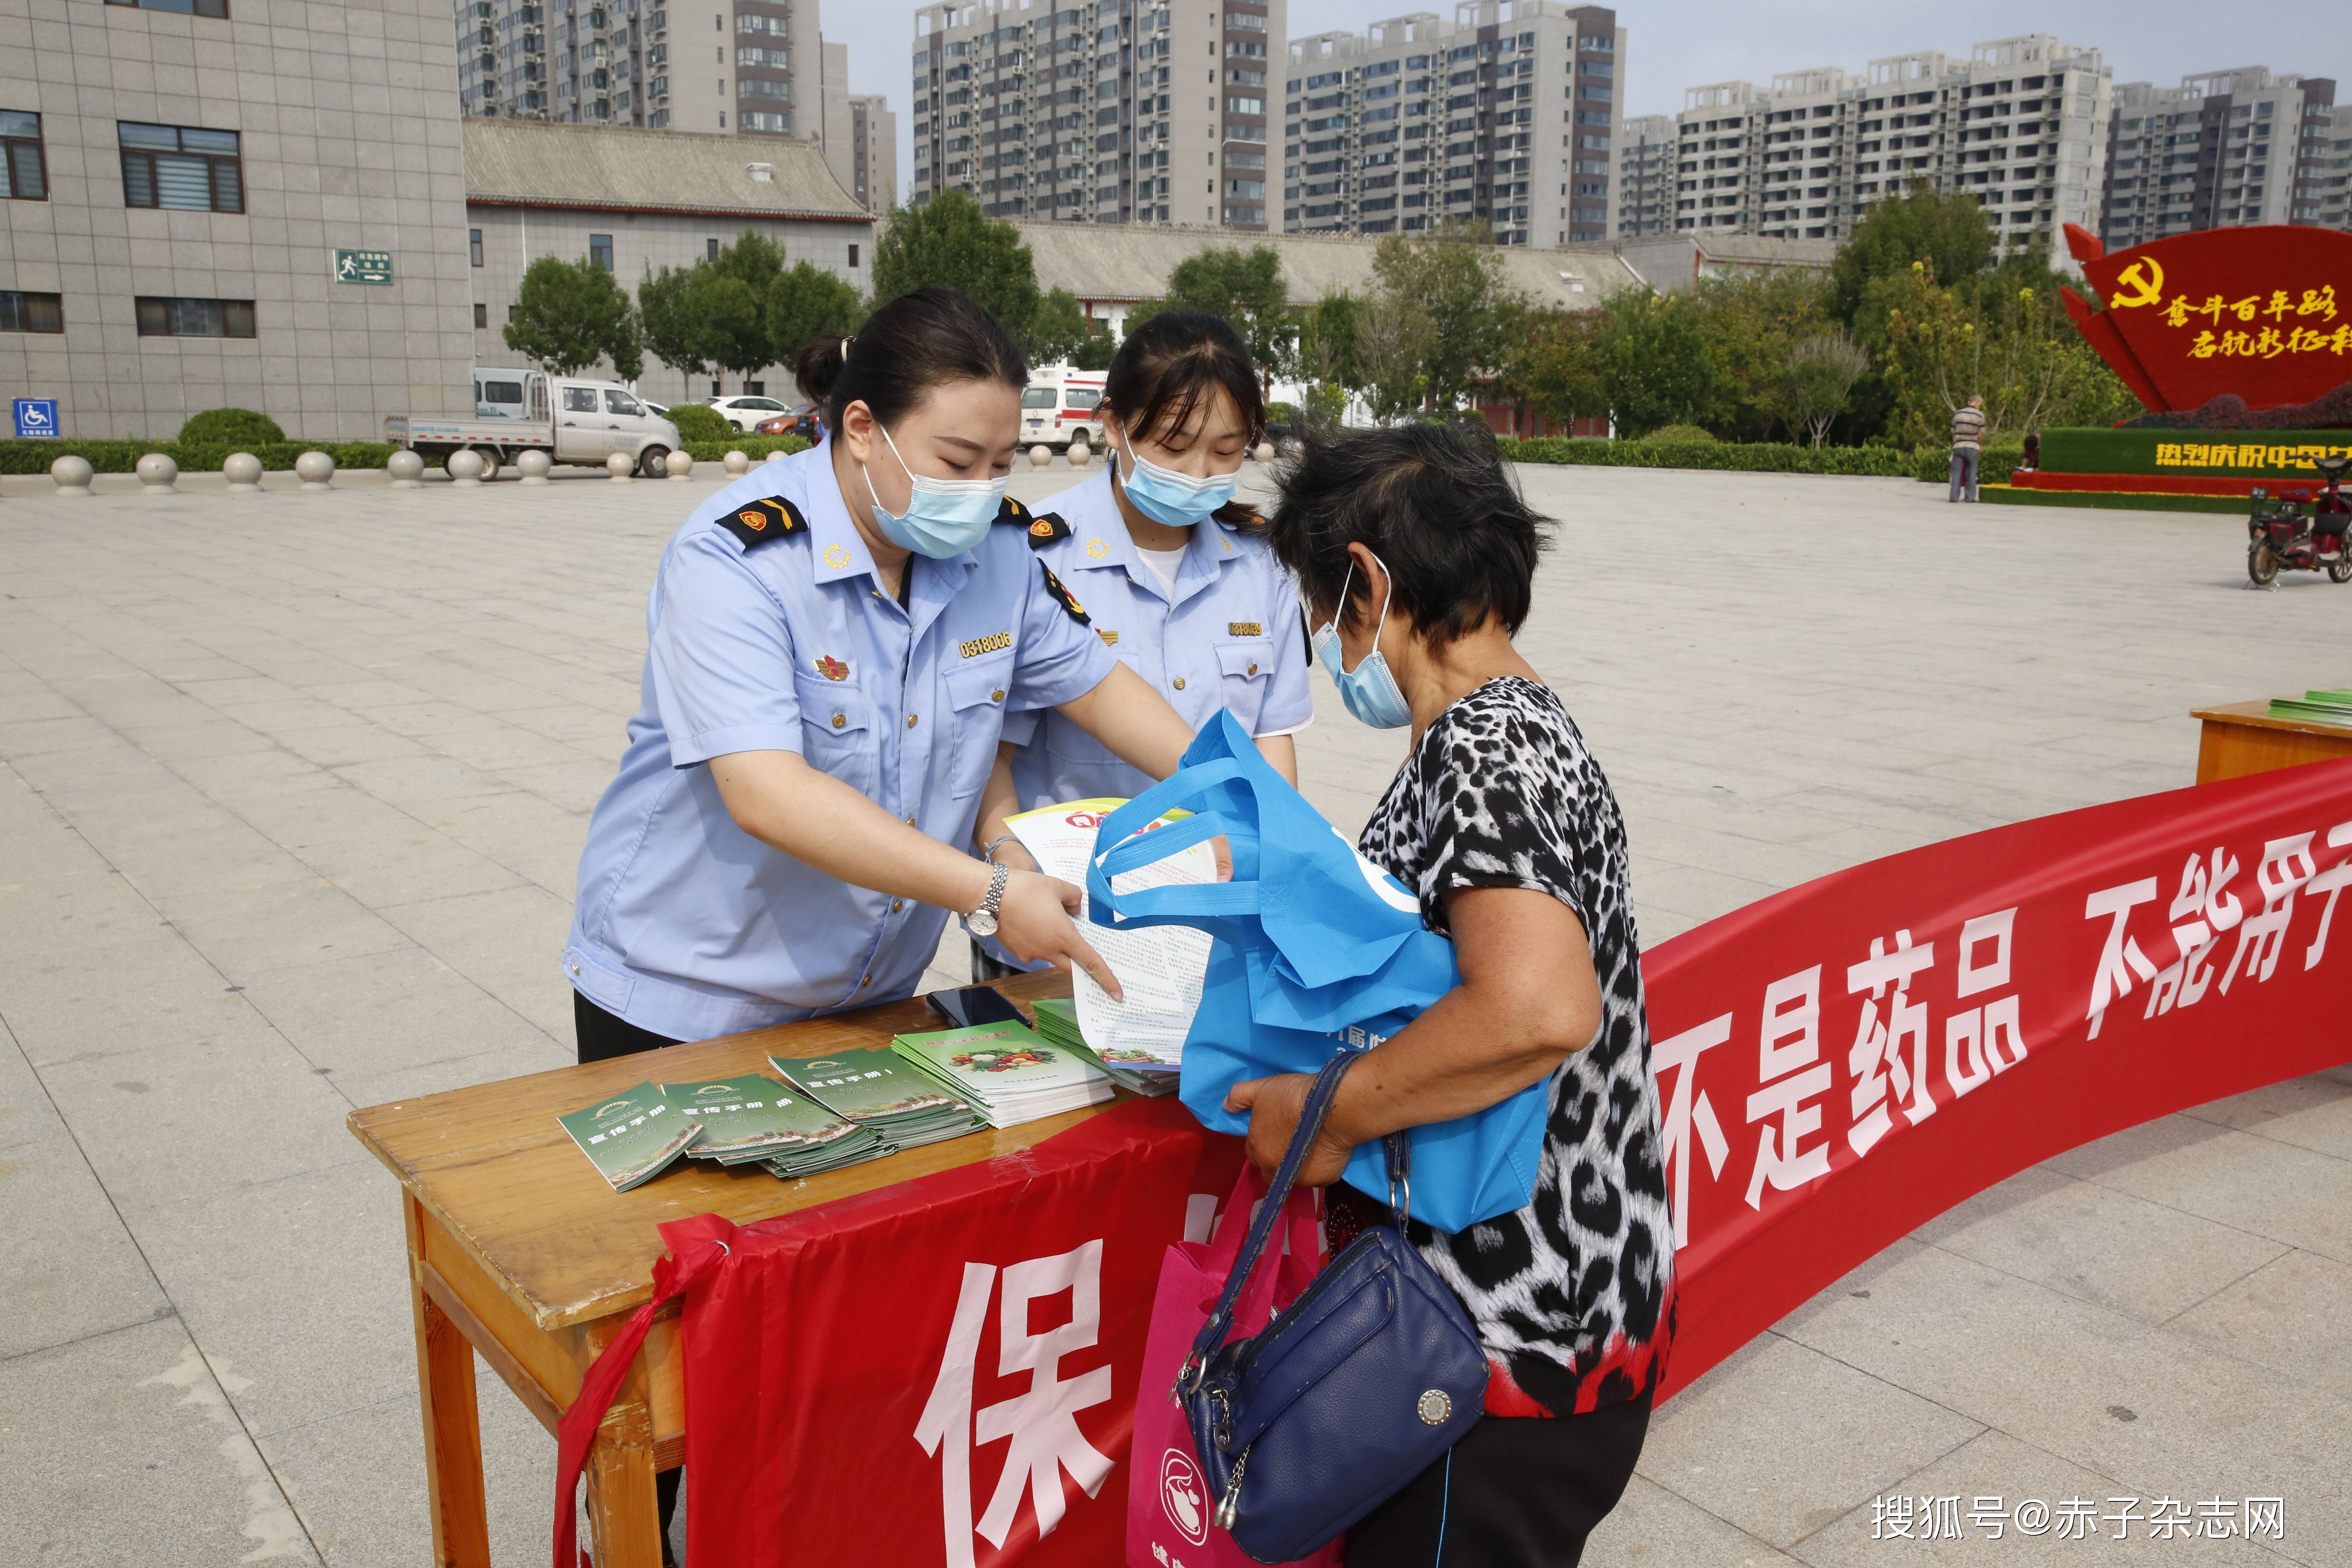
3, 459, 2348, 1565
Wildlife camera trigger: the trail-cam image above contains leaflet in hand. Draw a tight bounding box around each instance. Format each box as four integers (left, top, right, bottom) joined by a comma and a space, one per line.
1006, 797, 1213, 1069
557, 1082, 700, 1192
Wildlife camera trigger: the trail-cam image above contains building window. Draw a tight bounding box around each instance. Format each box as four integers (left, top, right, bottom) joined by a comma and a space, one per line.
589, 233, 613, 269
710, 379, 723, 397
106, 0, 229, 14
2, 290, 65, 333
1, 111, 47, 200
473, 302, 488, 328
848, 242, 860, 267
134, 296, 256, 338
119, 122, 243, 212
707, 237, 720, 258
470, 227, 484, 266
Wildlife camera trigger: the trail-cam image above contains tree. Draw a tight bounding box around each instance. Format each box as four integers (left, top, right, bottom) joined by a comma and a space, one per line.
1597, 290, 1716, 437
1368, 224, 1521, 414
1832, 178, 1997, 324
1299, 292, 1364, 395
1025, 287, 1092, 367
639, 263, 720, 400
1876, 260, 2136, 446
1501, 308, 1608, 431
1166, 245, 1292, 386
766, 260, 867, 374
871, 190, 1041, 342
1782, 330, 1870, 448
1071, 327, 1117, 371
1690, 269, 1834, 441
505, 255, 642, 379
1354, 292, 1434, 425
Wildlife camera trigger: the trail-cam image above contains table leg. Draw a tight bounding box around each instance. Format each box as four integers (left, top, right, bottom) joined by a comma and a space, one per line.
408, 1196, 492, 1568
584, 1396, 665, 1567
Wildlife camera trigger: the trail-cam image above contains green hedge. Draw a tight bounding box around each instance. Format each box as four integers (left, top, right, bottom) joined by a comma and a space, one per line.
682, 434, 811, 463
1497, 436, 2019, 487
0, 439, 398, 475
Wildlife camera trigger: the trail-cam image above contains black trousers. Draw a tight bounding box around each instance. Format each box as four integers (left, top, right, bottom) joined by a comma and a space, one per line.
572, 991, 686, 1563
1345, 1396, 1652, 1568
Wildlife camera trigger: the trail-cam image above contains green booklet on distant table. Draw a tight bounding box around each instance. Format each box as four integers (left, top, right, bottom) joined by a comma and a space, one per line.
767, 1046, 988, 1149
557, 1081, 700, 1192
657, 1073, 869, 1166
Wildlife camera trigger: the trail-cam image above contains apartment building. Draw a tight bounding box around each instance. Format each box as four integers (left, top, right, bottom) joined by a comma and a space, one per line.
2100, 69, 2342, 248
1278, 0, 1621, 245
1615, 111, 1671, 236
1666, 35, 2111, 268
849, 95, 899, 211
911, 0, 1287, 231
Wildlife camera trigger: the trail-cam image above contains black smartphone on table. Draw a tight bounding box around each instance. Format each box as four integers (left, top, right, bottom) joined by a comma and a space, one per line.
924, 984, 1028, 1031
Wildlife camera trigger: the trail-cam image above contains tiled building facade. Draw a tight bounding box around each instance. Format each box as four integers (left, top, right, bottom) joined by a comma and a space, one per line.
848, 93, 897, 211
1280, 0, 1623, 245
2100, 69, 2344, 248
1614, 110, 1670, 236
1, 0, 474, 441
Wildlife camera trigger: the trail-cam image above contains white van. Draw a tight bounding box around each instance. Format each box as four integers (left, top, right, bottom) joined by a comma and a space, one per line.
1021, 369, 1108, 450
388, 370, 683, 479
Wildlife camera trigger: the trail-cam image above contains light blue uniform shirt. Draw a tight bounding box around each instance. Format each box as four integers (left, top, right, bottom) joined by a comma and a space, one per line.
1002, 466, 1313, 810
564, 443, 1115, 1041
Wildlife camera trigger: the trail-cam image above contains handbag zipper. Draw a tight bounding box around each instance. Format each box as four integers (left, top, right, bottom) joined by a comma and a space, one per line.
1230, 1232, 1390, 1384
1213, 1446, 1250, 1532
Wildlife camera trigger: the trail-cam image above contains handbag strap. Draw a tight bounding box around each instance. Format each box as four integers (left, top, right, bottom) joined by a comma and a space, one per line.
1182, 1052, 1358, 1378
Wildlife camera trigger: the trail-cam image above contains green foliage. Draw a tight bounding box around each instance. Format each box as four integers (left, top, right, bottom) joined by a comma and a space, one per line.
1369, 223, 1521, 414
1687, 270, 1835, 440
1300, 292, 1365, 394
1833, 180, 1997, 324
1353, 290, 1435, 425
1636, 424, 1716, 444
666, 403, 733, 443
1874, 260, 2137, 447
506, 255, 642, 379
178, 408, 286, 446
1165, 245, 1292, 383
1071, 327, 1117, 371
0, 440, 395, 474
681, 434, 812, 462
1597, 290, 1717, 437
641, 234, 865, 393
1026, 287, 1092, 367
1498, 434, 2018, 486
1500, 308, 1608, 429
1782, 329, 1871, 448
872, 191, 1041, 342
767, 259, 867, 370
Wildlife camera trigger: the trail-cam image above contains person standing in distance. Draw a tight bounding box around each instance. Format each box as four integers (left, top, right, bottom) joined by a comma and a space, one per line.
969, 310, 1314, 979
1949, 393, 1986, 503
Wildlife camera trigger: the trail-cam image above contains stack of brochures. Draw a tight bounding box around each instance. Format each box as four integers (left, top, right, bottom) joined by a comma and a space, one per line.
2267, 688, 2352, 726
557, 1081, 702, 1193
1031, 997, 1178, 1097
768, 1046, 989, 1150
891, 1021, 1116, 1129
659, 1072, 884, 1179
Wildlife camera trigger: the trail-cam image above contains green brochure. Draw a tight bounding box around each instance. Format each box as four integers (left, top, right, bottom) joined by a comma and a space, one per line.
657, 1073, 867, 1165
557, 1081, 701, 1192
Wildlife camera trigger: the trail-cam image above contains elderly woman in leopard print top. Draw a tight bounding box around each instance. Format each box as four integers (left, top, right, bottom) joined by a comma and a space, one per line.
1228, 420, 1675, 1568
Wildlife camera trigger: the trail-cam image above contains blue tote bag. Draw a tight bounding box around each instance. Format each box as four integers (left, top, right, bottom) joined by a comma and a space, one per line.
1084, 711, 1546, 1234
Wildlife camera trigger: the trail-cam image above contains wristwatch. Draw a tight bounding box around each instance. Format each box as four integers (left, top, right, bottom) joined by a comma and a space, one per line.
964, 861, 1011, 938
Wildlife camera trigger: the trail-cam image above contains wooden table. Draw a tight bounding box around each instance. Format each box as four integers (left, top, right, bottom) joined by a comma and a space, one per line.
348, 970, 1097, 1568
2192, 699, 2352, 784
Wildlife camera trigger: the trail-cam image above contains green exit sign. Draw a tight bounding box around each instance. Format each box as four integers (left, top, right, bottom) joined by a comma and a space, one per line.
334, 249, 394, 285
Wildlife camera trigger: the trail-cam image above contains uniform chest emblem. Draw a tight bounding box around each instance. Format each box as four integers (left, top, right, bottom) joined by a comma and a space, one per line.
1098, 629, 1120, 646
959, 630, 1012, 659
822, 543, 852, 569
1086, 537, 1110, 559
1229, 621, 1263, 637
815, 655, 851, 682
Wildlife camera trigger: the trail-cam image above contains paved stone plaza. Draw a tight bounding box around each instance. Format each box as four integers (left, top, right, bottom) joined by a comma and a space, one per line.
2, 459, 2347, 1567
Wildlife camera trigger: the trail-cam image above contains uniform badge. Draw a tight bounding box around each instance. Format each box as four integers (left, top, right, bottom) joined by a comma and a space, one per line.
994, 494, 1032, 528
716, 495, 806, 550
1085, 536, 1110, 559
1024, 511, 1072, 550
1038, 562, 1091, 626
958, 630, 1012, 659
822, 543, 852, 569
1098, 628, 1120, 646
815, 655, 852, 681
1228, 621, 1264, 637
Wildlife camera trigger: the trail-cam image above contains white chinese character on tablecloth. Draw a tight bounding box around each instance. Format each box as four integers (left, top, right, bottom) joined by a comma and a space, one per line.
2300, 822, 2352, 969
1652, 1013, 1731, 1249
2144, 847, 2242, 1017
1744, 968, 1832, 1210
2084, 878, 2161, 1038
1945, 907, 2025, 1099
1846, 931, 1937, 1157
2218, 834, 2317, 993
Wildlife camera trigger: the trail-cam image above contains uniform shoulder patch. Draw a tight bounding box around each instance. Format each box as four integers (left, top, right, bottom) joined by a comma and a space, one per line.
715, 495, 806, 550
1022, 510, 1072, 550
1037, 561, 1091, 626
995, 494, 1034, 529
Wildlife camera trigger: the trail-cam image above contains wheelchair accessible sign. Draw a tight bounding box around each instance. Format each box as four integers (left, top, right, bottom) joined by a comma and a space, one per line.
14, 398, 59, 439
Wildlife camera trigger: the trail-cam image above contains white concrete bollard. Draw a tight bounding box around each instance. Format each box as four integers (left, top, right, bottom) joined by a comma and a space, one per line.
136, 453, 179, 493
387, 450, 425, 488
723, 450, 750, 476
1254, 441, 1276, 463
666, 449, 693, 482
763, 450, 787, 465
295, 451, 335, 490
514, 449, 552, 484
445, 448, 485, 487
606, 450, 634, 482
50, 455, 94, 497
1029, 444, 1052, 470
223, 452, 264, 492
1067, 437, 1091, 469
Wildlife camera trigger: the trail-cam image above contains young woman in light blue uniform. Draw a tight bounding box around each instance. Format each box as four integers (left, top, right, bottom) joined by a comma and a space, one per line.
564, 288, 1199, 1056
971, 311, 1312, 977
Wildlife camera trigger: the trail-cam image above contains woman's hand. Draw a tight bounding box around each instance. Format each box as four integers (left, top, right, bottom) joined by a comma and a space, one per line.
993, 869, 1124, 1000
1225, 1072, 1358, 1187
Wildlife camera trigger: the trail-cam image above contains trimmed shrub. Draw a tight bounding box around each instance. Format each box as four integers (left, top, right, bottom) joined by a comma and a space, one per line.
1636, 423, 1717, 445
682, 434, 811, 463
1495, 435, 2016, 487
179, 407, 287, 447
0, 439, 397, 474
666, 403, 732, 444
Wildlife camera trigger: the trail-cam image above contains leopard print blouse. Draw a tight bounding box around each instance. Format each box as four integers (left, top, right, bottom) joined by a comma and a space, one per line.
1351, 676, 1676, 1417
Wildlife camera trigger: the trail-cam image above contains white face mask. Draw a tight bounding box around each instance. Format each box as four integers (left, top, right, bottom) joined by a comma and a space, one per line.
862, 421, 1006, 558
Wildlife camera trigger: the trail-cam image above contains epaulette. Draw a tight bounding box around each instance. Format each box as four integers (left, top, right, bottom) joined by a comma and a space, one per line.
715, 495, 806, 550
996, 494, 1035, 529
1023, 510, 1073, 550
1038, 561, 1091, 626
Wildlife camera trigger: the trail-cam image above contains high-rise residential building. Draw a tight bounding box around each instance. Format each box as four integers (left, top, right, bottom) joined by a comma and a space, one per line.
911, 0, 1287, 231
1615, 111, 1672, 236
849, 95, 900, 211
1662, 35, 2111, 267
2100, 69, 2342, 248
1279, 1, 1621, 245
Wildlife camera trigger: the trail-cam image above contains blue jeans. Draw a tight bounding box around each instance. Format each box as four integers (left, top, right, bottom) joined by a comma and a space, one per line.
1948, 449, 1980, 502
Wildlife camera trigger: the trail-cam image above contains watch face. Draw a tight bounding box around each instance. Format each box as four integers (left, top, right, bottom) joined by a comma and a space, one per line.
968, 909, 999, 937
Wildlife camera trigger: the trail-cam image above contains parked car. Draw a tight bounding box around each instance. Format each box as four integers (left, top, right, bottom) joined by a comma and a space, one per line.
1020, 369, 1108, 450
706, 394, 795, 432
753, 403, 822, 441
388, 371, 682, 479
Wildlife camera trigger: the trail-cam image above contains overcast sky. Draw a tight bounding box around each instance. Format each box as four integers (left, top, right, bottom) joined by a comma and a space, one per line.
839, 0, 2338, 202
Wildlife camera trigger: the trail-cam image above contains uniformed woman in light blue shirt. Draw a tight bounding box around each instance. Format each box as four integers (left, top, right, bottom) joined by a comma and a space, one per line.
564, 287, 1200, 1067
971, 310, 1312, 978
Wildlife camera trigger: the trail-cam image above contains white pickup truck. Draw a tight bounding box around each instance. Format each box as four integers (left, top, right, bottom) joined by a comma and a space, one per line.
386, 370, 682, 479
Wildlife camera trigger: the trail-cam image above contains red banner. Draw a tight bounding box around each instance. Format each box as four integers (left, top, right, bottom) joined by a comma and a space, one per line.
566, 761, 2352, 1566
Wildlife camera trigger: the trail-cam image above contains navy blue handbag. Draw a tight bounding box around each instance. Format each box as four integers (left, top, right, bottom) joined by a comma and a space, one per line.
1175, 1053, 1490, 1563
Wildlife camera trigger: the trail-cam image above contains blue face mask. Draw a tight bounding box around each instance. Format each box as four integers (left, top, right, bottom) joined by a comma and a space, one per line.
863, 421, 1005, 559
1312, 552, 1413, 730
1115, 439, 1238, 528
